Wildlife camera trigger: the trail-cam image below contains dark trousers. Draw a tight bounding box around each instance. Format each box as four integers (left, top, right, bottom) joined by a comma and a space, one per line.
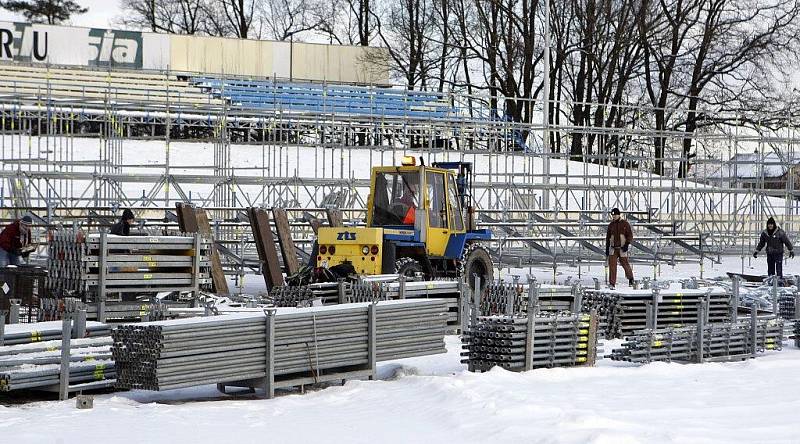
608, 251, 634, 286
767, 253, 783, 277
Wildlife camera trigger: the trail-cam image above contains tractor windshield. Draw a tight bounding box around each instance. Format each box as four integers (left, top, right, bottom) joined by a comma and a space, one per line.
371, 171, 420, 226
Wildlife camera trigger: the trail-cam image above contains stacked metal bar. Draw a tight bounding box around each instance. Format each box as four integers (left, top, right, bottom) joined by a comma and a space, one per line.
581, 291, 621, 338
609, 317, 784, 363
0, 337, 115, 391
461, 313, 596, 371
268, 283, 343, 307
480, 282, 576, 316
777, 293, 796, 320
382, 280, 463, 331
583, 287, 732, 338
47, 230, 213, 298
112, 299, 447, 391
1, 320, 110, 346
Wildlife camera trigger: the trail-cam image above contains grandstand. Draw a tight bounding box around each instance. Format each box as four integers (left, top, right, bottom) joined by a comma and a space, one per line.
192, 77, 454, 119
0, 63, 222, 107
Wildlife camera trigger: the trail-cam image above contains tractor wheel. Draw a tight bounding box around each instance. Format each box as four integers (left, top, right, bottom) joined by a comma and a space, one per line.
395, 257, 426, 279
459, 243, 494, 292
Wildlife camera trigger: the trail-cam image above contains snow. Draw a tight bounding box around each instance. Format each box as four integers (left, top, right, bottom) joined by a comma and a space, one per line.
1, 335, 798, 443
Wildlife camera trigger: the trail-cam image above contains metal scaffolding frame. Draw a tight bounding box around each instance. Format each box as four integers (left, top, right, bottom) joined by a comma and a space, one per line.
2, 64, 799, 275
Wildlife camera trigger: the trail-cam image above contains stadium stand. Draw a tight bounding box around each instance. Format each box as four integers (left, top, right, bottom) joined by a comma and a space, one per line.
191, 77, 454, 118
0, 63, 221, 107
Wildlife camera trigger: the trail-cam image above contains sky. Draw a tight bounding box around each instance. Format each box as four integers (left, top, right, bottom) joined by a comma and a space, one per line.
1, 0, 122, 29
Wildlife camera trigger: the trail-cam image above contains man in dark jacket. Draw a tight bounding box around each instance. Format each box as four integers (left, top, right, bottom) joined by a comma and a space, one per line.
606, 208, 635, 289
110, 209, 135, 236
753, 216, 794, 277
0, 215, 33, 267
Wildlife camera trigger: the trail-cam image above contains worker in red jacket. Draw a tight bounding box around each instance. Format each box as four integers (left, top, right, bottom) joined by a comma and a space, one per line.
605, 208, 635, 289
0, 215, 33, 267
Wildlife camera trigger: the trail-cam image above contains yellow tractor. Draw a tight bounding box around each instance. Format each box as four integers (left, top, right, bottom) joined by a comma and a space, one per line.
316, 157, 493, 290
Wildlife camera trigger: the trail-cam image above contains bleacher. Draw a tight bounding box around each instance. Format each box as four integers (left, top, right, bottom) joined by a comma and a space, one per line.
191, 77, 454, 118
0, 63, 221, 107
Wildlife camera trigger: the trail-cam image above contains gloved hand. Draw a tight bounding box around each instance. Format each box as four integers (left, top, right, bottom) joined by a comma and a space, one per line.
622, 244, 629, 253
753, 251, 758, 258
790, 251, 795, 259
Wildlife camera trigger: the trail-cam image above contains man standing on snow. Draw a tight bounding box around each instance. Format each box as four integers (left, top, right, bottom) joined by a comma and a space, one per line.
0, 215, 33, 267
605, 208, 635, 289
753, 216, 794, 277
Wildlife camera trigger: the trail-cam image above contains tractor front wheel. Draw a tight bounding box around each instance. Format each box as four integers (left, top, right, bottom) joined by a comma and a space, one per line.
395, 257, 426, 279
460, 243, 494, 292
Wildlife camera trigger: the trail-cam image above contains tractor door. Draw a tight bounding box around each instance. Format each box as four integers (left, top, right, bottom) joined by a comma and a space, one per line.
425, 170, 450, 256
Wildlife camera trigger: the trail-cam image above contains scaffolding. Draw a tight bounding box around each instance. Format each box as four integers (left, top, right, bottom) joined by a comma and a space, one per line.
1, 63, 799, 275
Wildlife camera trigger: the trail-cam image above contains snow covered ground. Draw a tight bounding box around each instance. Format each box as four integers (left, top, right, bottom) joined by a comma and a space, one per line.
1, 335, 798, 444
1, 257, 799, 443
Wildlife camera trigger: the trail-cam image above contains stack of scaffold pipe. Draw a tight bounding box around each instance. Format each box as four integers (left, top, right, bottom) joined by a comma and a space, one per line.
479, 280, 581, 316
266, 278, 466, 332
112, 299, 448, 396
609, 312, 784, 364
0, 337, 115, 392
0, 314, 115, 394
582, 286, 733, 338
46, 229, 213, 321
0, 320, 110, 346
462, 280, 599, 372
461, 312, 598, 371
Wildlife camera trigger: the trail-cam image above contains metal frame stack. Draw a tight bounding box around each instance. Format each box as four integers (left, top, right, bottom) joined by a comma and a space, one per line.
609, 314, 784, 364
479, 280, 581, 316
463, 280, 599, 372
112, 299, 448, 397
0, 314, 115, 394
1, 266, 47, 323
461, 312, 598, 372
266, 278, 467, 333
582, 287, 732, 338
47, 229, 212, 321
0, 319, 109, 346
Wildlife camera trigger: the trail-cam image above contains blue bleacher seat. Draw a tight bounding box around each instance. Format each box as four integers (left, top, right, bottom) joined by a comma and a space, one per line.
191, 77, 454, 119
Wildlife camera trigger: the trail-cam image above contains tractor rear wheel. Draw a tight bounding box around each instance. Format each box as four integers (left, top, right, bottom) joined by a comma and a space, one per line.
395, 257, 426, 279
459, 243, 493, 292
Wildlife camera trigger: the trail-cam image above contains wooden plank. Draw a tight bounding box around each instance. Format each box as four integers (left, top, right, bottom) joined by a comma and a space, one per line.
248, 208, 284, 291
302, 211, 322, 234
326, 208, 343, 228
195, 209, 229, 295
271, 208, 300, 275
175, 202, 199, 233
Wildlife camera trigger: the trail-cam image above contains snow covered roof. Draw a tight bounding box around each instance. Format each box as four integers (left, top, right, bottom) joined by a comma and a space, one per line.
709, 152, 800, 179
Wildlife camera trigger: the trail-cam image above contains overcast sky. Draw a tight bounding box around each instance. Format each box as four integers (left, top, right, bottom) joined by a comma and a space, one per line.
1, 0, 123, 29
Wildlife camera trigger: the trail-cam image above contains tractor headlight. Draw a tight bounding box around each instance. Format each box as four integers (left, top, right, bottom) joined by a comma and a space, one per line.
371, 245, 379, 255
319, 245, 328, 255
329, 245, 336, 255
362, 246, 370, 255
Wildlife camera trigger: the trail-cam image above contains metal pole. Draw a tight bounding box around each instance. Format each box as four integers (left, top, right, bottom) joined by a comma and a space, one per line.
98, 230, 108, 323
367, 303, 376, 380
74, 309, 87, 339
731, 276, 739, 322
263, 309, 275, 399
58, 313, 71, 400
9, 302, 19, 324
0, 310, 5, 346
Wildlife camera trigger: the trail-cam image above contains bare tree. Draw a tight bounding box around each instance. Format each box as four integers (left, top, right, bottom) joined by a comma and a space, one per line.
121, 0, 206, 34
221, 0, 257, 38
